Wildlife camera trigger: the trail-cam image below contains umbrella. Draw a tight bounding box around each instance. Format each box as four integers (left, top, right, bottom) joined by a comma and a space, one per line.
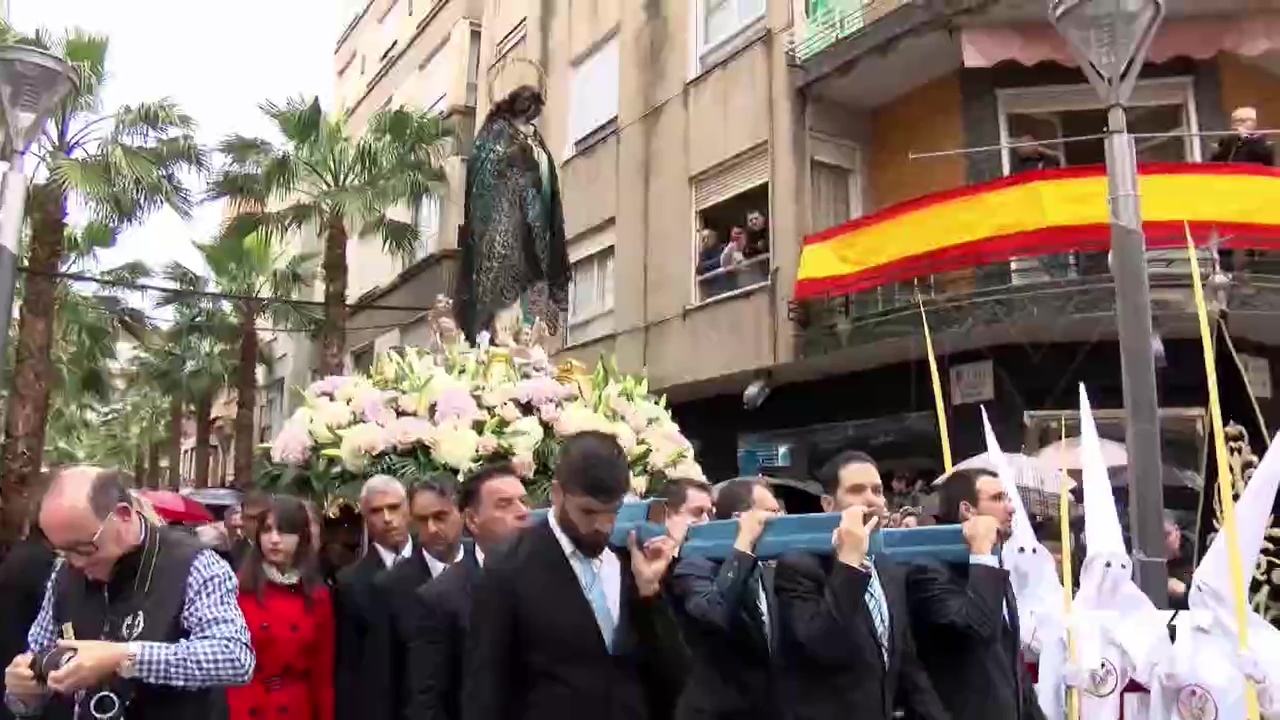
1035, 435, 1128, 470
940, 451, 1077, 519
134, 490, 214, 524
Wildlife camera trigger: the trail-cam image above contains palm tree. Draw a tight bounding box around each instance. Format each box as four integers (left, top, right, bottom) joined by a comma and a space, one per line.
207, 97, 451, 374
160, 233, 316, 488
0, 27, 205, 550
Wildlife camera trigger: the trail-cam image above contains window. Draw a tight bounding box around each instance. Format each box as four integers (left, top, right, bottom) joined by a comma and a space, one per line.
809, 133, 861, 231
420, 44, 448, 113
258, 379, 285, 443
413, 192, 442, 257
694, 0, 766, 71
998, 78, 1201, 175
351, 345, 375, 374
693, 147, 771, 303
466, 28, 482, 106
567, 246, 616, 345
494, 20, 527, 66
567, 35, 620, 155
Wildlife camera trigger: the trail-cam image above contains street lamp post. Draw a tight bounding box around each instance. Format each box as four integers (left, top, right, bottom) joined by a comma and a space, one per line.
1049, 0, 1170, 606
0, 45, 77, 366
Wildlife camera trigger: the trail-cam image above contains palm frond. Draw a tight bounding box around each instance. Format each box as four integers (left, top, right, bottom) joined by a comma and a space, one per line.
262, 96, 324, 148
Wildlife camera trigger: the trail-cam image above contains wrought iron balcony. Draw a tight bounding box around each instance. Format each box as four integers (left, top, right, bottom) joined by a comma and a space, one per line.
791, 0, 915, 61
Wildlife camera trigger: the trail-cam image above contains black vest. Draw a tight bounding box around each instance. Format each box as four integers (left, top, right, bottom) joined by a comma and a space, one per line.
50, 523, 226, 720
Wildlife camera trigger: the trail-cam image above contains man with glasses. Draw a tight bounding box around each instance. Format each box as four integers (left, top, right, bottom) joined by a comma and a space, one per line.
3, 465, 253, 720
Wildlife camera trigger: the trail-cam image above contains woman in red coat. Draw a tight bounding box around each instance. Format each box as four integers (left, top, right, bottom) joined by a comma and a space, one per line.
229, 495, 335, 720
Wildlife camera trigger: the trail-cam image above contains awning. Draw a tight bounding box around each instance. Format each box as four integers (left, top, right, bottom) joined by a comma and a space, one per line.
960, 14, 1280, 68
793, 162, 1280, 300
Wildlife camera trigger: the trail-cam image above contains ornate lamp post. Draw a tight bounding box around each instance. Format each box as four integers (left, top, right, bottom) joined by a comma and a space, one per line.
0, 45, 77, 366
1049, 0, 1170, 605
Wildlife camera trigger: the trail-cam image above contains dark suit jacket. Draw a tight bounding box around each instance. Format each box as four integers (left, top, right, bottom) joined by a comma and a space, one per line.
462, 521, 689, 720
905, 560, 1044, 720
408, 551, 482, 720
368, 545, 442, 720
773, 552, 948, 720
0, 537, 56, 720
335, 550, 392, 720
669, 551, 780, 720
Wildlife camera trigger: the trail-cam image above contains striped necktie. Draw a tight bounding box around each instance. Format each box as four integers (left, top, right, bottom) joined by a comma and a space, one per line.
865, 563, 890, 663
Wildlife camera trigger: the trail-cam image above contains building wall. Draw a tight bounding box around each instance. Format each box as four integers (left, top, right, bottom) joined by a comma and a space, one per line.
475, 0, 802, 394
866, 73, 966, 210
336, 0, 482, 303
1218, 53, 1280, 132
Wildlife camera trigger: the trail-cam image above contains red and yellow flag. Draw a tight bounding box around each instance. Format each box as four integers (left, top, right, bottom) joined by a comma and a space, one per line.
794, 162, 1280, 300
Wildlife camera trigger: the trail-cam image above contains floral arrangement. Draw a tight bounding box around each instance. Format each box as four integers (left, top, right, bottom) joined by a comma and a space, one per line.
259, 339, 706, 508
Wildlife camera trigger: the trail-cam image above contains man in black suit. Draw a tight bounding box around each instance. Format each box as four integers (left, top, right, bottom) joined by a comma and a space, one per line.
0, 525, 56, 720
905, 468, 1044, 720
462, 431, 689, 720
669, 477, 783, 720
369, 473, 464, 720
774, 450, 949, 720
335, 475, 412, 720
408, 462, 531, 720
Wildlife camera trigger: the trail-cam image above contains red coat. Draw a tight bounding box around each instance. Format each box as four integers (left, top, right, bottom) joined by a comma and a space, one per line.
228, 582, 335, 720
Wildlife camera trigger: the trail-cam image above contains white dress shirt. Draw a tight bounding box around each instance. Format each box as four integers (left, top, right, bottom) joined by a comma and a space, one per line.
474, 545, 486, 568
548, 511, 621, 622
373, 540, 412, 569
423, 544, 465, 578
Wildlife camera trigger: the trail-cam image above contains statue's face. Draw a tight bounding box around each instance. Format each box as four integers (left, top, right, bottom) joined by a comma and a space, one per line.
509, 87, 544, 122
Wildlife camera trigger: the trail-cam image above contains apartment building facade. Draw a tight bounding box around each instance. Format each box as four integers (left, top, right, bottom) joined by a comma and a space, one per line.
328, 0, 1280, 497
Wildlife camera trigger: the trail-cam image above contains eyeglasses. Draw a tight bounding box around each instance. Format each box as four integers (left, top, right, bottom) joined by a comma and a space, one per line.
52, 514, 114, 558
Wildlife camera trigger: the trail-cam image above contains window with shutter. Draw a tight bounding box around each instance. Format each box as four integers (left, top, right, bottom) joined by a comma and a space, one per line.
420, 43, 449, 113
566, 229, 617, 345
693, 0, 766, 74
567, 35, 620, 154
692, 145, 771, 303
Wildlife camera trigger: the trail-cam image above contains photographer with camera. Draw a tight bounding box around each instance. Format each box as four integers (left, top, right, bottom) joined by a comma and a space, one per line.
3, 466, 254, 720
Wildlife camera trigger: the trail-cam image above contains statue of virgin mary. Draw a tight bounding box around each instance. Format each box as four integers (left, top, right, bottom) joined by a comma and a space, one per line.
455, 57, 569, 347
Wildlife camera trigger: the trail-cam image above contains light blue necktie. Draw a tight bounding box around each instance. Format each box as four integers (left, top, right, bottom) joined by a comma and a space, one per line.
575, 555, 615, 652
865, 564, 890, 663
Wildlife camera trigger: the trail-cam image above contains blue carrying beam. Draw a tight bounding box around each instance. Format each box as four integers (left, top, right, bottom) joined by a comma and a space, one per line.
529, 502, 968, 562
528, 500, 667, 548
680, 512, 969, 563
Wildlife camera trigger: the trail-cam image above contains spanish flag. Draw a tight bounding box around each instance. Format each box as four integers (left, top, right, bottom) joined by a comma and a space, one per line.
794, 163, 1280, 300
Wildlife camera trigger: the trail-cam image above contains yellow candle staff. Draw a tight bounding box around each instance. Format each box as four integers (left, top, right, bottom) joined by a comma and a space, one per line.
1057, 418, 1079, 720
1186, 222, 1260, 720
917, 295, 953, 472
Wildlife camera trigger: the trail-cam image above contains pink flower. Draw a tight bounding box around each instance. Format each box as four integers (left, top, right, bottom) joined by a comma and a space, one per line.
358, 392, 396, 426
269, 422, 313, 466
388, 416, 434, 449
512, 452, 535, 478
433, 386, 481, 424
307, 375, 346, 397
514, 377, 570, 407
538, 403, 560, 423
477, 434, 500, 455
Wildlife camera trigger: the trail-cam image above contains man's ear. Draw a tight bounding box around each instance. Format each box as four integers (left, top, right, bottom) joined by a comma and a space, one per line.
958, 501, 975, 522
820, 495, 835, 513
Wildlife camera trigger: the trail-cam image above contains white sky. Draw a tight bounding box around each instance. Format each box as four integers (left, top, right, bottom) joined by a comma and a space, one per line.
13, 0, 339, 287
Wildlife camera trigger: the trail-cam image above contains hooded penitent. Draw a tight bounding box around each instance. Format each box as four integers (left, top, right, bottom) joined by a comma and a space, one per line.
1040, 384, 1172, 720
982, 407, 1068, 720
981, 407, 1065, 655
1148, 434, 1280, 720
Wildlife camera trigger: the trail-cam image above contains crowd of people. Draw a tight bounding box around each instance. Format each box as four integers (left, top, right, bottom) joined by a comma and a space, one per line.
0, 427, 1275, 720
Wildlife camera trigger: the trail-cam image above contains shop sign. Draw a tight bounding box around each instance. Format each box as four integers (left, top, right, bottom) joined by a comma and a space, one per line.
949, 360, 994, 406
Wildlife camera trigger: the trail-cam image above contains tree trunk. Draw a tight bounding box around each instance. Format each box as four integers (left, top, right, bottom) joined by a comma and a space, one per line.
194, 394, 213, 489
168, 396, 183, 488
319, 218, 349, 376
233, 307, 258, 489
0, 183, 66, 554
146, 444, 161, 488
133, 445, 145, 487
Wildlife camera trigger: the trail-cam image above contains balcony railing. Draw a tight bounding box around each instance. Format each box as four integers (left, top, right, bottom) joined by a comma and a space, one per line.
791, 0, 913, 61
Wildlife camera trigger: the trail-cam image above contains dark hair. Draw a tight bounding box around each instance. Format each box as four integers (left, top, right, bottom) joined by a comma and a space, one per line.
409, 473, 459, 506
488, 84, 544, 123
816, 450, 878, 495
659, 477, 712, 513
460, 462, 520, 512
555, 431, 629, 502
714, 477, 770, 520
237, 496, 324, 607
241, 489, 272, 521
935, 468, 993, 524
86, 469, 132, 520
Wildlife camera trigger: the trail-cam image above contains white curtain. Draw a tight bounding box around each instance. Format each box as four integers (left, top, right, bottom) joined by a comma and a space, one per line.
811, 161, 852, 231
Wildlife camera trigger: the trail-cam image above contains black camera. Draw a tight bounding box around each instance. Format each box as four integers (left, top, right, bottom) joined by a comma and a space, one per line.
29, 646, 77, 683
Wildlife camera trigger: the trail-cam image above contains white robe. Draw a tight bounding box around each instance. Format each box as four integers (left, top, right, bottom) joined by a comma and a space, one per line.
1148, 612, 1280, 720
